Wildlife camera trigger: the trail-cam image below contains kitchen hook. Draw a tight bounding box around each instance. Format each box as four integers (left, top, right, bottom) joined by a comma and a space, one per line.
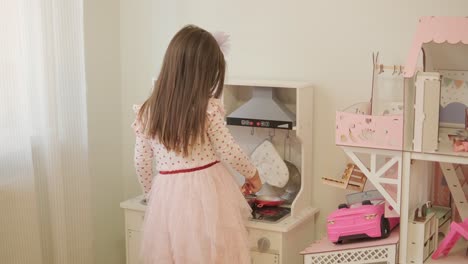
283, 130, 292, 160
269, 129, 275, 141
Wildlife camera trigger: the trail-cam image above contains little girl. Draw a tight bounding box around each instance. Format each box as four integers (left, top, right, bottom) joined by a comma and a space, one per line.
132, 25, 262, 264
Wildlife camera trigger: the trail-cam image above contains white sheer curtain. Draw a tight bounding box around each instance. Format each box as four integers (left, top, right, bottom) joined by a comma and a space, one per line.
0, 1, 93, 264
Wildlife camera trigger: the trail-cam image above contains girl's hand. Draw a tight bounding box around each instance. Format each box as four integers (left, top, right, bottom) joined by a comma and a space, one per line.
241, 170, 262, 195
240, 183, 251, 195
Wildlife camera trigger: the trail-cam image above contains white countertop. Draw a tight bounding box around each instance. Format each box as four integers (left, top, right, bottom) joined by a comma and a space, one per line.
120, 195, 318, 233
120, 195, 146, 211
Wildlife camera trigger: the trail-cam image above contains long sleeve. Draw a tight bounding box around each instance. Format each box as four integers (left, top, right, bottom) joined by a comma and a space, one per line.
207, 99, 256, 179
132, 105, 154, 198
134, 134, 154, 197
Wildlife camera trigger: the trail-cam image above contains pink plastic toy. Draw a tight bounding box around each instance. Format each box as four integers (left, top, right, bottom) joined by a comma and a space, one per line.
327, 190, 400, 244
432, 218, 468, 259
448, 132, 468, 152
453, 140, 468, 152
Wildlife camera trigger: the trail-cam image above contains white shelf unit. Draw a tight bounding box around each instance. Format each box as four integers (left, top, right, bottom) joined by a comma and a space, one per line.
223, 78, 318, 264
407, 212, 439, 263
120, 197, 146, 264
427, 206, 452, 238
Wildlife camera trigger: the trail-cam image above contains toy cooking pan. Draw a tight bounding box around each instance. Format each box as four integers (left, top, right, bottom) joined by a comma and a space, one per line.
245, 194, 256, 206
245, 194, 285, 207
254, 195, 285, 207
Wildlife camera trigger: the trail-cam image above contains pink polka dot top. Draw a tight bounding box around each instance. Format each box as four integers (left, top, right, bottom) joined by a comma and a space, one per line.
132, 98, 256, 197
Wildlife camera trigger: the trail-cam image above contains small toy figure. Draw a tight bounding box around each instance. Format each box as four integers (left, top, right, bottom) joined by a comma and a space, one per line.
448, 130, 468, 152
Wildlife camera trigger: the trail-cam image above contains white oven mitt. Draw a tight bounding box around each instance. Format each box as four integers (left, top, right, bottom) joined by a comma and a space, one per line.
251, 140, 289, 188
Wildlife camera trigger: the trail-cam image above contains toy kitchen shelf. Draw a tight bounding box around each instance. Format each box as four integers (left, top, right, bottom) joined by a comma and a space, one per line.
223, 78, 318, 264
332, 17, 468, 263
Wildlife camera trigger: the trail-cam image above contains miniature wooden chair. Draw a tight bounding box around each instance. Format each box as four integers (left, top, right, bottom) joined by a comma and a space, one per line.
432, 218, 468, 259
322, 163, 367, 192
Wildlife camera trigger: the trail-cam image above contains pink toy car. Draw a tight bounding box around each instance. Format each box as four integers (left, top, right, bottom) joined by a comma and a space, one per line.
327, 190, 400, 244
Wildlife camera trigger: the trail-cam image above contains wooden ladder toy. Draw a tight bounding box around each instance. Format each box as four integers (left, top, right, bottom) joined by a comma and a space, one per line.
322, 163, 367, 192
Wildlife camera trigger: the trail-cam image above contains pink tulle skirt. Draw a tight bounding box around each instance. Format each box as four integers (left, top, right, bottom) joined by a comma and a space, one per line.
140, 163, 252, 264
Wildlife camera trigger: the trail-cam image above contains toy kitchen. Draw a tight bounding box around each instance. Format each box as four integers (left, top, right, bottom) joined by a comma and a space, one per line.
120, 79, 318, 264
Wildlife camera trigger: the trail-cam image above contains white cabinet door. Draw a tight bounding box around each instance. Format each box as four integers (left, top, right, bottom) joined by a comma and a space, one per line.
128, 230, 142, 264
251, 251, 279, 264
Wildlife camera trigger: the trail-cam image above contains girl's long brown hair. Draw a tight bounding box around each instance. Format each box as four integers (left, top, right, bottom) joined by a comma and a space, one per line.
138, 25, 225, 156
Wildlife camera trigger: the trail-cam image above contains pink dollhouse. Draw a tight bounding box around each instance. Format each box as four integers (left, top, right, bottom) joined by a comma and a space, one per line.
329, 17, 468, 263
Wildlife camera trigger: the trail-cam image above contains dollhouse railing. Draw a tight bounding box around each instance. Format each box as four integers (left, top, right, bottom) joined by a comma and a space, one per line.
335, 102, 403, 150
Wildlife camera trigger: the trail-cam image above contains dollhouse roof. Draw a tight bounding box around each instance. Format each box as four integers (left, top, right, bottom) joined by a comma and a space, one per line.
404, 16, 468, 78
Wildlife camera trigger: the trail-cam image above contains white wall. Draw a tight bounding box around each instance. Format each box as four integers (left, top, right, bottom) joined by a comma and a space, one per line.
119, 0, 468, 238
84, 1, 125, 263
120, 0, 178, 198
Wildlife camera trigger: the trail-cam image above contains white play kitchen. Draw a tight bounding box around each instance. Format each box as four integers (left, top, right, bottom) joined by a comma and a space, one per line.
121, 79, 318, 264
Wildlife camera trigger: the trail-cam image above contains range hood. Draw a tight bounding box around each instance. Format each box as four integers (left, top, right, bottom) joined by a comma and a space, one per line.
226, 87, 296, 130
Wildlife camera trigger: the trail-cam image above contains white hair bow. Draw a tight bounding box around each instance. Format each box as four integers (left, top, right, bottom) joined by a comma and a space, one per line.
212, 31, 230, 55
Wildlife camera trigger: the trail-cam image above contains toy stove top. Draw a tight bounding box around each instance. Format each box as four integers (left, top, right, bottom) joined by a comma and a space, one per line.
250, 205, 291, 223
143, 197, 290, 223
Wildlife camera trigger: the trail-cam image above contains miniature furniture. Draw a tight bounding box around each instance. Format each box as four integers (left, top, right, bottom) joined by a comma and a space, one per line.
431, 218, 468, 260
322, 163, 367, 191
301, 227, 399, 264
426, 205, 452, 237
407, 212, 438, 263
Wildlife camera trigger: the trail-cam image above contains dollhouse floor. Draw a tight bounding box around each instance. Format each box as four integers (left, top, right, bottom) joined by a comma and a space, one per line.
301, 228, 399, 264
301, 227, 399, 254
411, 128, 468, 164
437, 128, 468, 156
